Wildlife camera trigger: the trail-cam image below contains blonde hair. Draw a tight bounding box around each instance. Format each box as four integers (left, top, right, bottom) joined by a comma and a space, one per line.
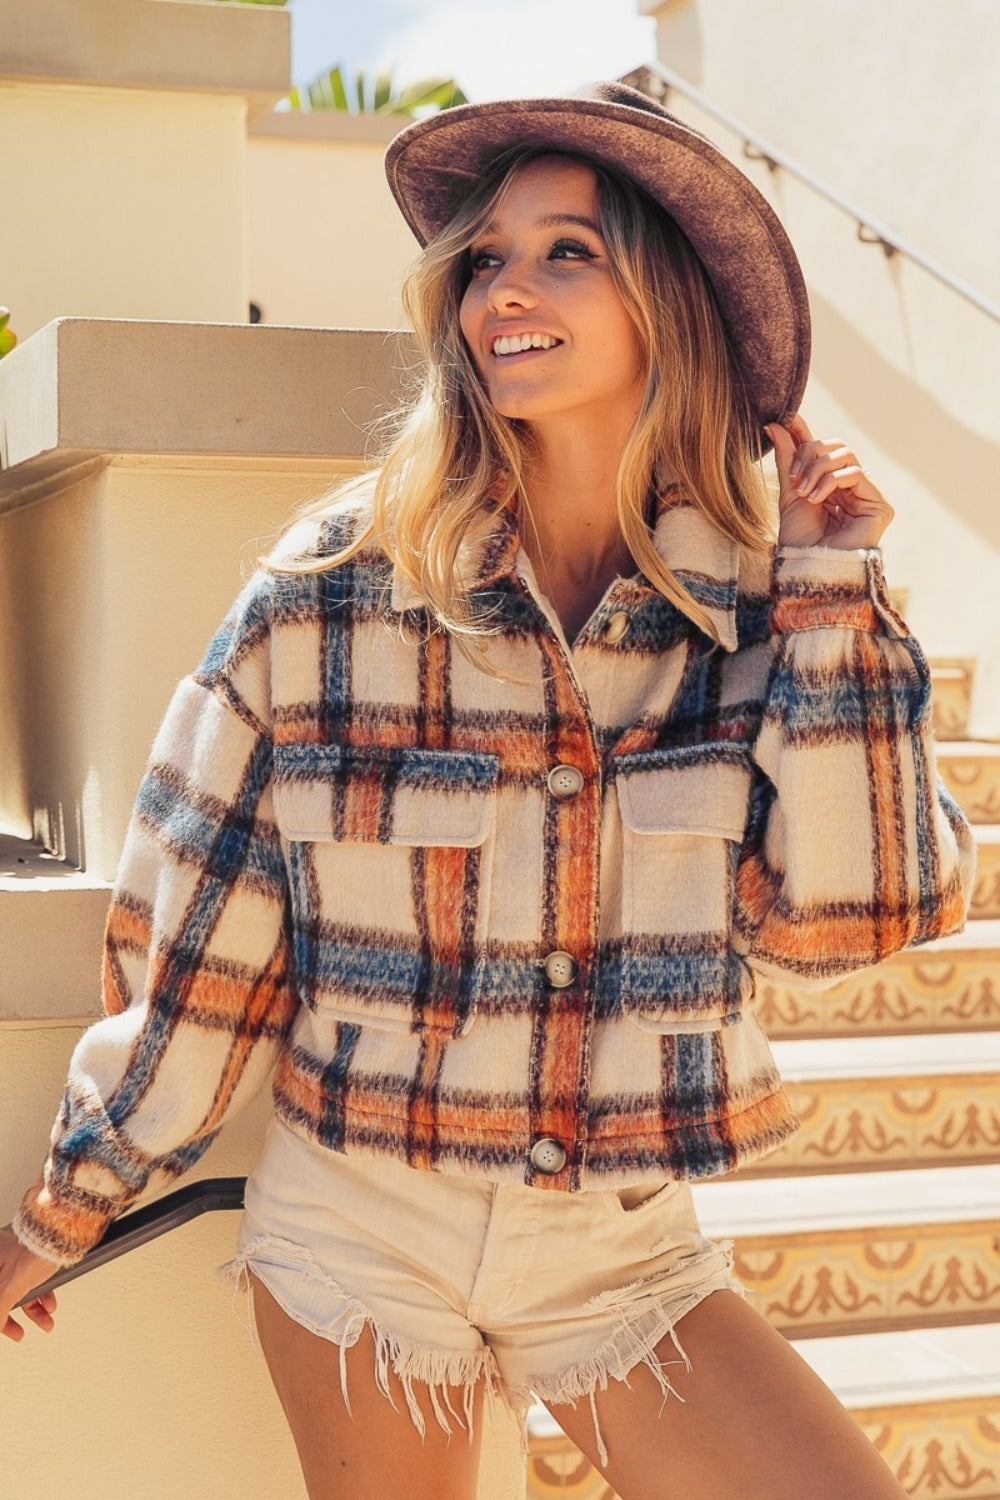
278, 146, 773, 646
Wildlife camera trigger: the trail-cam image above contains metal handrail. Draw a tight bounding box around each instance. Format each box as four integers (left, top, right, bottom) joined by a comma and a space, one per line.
622, 62, 1000, 325
16, 1177, 246, 1306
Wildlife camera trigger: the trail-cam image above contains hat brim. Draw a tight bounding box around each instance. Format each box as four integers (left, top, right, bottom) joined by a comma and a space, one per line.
385, 90, 810, 447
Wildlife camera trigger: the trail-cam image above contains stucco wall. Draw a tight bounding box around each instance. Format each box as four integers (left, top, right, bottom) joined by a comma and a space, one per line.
0, 83, 250, 335
246, 114, 417, 331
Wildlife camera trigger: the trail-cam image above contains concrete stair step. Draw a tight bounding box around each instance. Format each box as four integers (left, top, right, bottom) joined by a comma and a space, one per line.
938, 742, 1000, 824
931, 658, 976, 741
693, 1165, 1000, 1337
0, 835, 110, 1024
741, 1032, 1000, 1175
972, 827, 1000, 919
757, 921, 1000, 1039
526, 1324, 1000, 1500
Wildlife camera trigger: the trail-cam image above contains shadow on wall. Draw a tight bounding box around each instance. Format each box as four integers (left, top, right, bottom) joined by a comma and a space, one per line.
811, 290, 1000, 551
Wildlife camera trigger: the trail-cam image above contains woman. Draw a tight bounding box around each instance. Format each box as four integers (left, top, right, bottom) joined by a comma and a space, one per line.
1, 85, 975, 1499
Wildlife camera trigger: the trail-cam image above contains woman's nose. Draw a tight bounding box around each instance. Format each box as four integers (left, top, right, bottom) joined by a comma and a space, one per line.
486, 258, 538, 312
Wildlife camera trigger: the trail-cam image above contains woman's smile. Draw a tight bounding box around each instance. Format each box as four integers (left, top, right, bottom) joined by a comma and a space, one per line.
459, 155, 644, 431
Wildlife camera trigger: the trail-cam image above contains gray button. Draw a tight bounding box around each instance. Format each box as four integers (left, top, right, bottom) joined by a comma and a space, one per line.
604, 610, 630, 644
530, 1137, 567, 1174
547, 764, 585, 800
543, 951, 576, 988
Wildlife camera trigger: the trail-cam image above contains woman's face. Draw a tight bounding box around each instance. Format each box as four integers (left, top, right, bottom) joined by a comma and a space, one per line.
458, 155, 645, 434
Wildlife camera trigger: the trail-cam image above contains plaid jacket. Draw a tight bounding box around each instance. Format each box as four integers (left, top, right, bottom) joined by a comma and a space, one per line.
17, 490, 975, 1264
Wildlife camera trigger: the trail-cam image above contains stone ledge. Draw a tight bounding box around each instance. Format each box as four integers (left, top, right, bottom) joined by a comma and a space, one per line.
0, 0, 289, 104
0, 838, 110, 1024
0, 319, 414, 501
251, 109, 406, 145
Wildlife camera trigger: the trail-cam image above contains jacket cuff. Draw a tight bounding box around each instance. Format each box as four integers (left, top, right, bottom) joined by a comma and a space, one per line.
13, 1176, 114, 1269
771, 546, 907, 638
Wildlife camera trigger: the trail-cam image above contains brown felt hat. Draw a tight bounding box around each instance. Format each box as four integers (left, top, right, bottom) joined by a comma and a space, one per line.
385, 82, 810, 445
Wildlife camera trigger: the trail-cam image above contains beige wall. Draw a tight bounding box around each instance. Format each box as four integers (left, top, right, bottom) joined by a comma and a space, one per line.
247, 114, 417, 331
641, 0, 1000, 732
0, 83, 249, 337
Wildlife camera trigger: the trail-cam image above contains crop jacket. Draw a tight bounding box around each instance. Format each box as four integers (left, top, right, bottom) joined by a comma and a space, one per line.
16, 489, 975, 1265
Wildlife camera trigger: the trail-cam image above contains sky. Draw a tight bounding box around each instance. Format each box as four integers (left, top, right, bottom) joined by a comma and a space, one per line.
287, 0, 656, 103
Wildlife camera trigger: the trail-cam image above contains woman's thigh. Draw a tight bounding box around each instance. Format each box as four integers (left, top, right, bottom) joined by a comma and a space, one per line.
544, 1289, 908, 1500
251, 1277, 485, 1500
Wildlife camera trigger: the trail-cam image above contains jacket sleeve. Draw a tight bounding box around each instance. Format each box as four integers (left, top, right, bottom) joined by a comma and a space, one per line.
733, 545, 976, 991
14, 576, 297, 1266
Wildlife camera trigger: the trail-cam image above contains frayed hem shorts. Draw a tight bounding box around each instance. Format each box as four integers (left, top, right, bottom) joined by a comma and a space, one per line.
221, 1118, 743, 1469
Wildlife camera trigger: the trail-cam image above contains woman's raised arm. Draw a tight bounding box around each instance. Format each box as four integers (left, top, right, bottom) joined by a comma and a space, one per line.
733, 420, 975, 988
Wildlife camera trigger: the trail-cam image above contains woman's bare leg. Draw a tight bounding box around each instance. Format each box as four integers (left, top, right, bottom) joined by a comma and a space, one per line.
251, 1277, 485, 1500
545, 1289, 908, 1500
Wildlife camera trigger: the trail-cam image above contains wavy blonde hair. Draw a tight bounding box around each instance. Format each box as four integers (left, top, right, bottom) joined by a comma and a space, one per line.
278, 145, 773, 645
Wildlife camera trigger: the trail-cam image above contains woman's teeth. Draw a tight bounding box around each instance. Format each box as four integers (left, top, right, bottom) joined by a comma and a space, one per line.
492, 333, 558, 356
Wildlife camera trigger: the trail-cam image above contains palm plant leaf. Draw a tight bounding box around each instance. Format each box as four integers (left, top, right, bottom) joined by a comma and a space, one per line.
387, 77, 469, 113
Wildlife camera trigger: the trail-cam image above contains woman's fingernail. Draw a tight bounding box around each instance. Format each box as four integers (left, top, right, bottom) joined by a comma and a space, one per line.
789, 459, 802, 480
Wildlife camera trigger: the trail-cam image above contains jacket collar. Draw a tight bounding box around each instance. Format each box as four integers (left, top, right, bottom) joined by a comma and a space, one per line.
390, 490, 741, 652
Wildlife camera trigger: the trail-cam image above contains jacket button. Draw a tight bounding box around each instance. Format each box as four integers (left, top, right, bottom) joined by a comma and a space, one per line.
530, 1137, 567, 1174
604, 610, 630, 644
547, 764, 585, 800
543, 951, 576, 988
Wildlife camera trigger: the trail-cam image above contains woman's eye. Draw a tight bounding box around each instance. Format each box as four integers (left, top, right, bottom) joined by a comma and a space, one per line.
469, 249, 500, 273
549, 238, 596, 260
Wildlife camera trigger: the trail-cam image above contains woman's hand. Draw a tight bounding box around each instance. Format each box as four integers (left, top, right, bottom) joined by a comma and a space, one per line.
766, 415, 894, 551
0, 1224, 60, 1342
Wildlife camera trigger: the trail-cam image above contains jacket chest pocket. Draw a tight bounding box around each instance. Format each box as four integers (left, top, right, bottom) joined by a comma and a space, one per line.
273, 742, 500, 1037
614, 749, 753, 1031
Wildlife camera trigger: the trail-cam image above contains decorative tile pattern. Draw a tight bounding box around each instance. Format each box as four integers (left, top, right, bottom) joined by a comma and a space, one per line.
526, 1432, 618, 1499
526, 1398, 1000, 1499
971, 839, 1000, 920
733, 1222, 1000, 1337
742, 1075, 1000, 1174
931, 659, 975, 741
757, 947, 1000, 1038
939, 752, 1000, 824
861, 1399, 1000, 1500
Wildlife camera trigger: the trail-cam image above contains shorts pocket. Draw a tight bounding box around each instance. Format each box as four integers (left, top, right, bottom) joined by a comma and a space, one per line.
615, 1179, 684, 1214
614, 746, 753, 1032
274, 742, 500, 1037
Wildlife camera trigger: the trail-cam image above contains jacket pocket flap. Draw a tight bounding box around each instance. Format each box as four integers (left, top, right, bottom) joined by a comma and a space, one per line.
615, 750, 752, 841
273, 743, 500, 847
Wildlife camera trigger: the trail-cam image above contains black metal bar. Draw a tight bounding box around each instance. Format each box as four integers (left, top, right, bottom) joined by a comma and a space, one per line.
16, 1176, 246, 1306
621, 63, 1000, 325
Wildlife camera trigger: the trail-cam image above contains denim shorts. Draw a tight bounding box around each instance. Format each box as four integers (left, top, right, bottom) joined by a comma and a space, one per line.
222, 1117, 742, 1467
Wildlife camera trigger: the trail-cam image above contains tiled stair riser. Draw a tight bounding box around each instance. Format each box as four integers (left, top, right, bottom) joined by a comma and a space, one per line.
930, 660, 975, 741
938, 754, 1000, 824
524, 1404, 1000, 1500
526, 1436, 615, 1499
733, 1222, 1000, 1338
858, 1400, 1000, 1500
742, 1076, 1000, 1175
758, 946, 1000, 1039
526, 1400, 1000, 1500
971, 838, 1000, 920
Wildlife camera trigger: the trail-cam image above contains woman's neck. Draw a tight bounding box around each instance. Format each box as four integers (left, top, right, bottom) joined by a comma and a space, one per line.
518, 421, 637, 640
